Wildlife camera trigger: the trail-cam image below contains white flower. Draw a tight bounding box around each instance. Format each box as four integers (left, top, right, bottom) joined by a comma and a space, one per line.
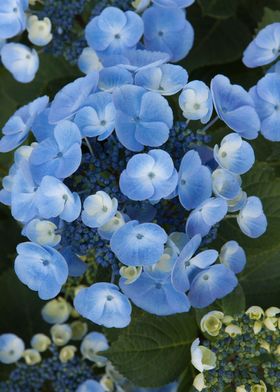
191, 338, 216, 373
31, 334, 51, 352
50, 324, 72, 346
0, 334, 25, 364
23, 349, 41, 365
27, 15, 52, 46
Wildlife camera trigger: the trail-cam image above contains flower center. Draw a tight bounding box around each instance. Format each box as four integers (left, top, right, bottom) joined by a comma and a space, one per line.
136, 233, 144, 239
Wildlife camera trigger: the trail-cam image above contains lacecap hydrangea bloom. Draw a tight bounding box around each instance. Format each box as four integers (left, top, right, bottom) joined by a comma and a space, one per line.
0, 3, 274, 330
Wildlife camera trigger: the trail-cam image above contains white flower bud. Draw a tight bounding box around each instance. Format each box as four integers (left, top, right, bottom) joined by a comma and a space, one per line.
50, 324, 72, 346
23, 349, 41, 365
24, 219, 61, 246
225, 324, 242, 337
200, 311, 224, 336
31, 334, 51, 352
41, 297, 71, 324
253, 321, 263, 335
119, 266, 142, 285
191, 338, 216, 373
250, 380, 267, 392
265, 306, 280, 317
100, 375, 114, 392
193, 373, 206, 391
59, 345, 77, 363
246, 306, 264, 320
236, 386, 247, 392
27, 15, 53, 46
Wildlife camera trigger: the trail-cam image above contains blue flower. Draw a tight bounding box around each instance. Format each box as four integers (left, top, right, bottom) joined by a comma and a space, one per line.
178, 150, 212, 210
30, 120, 82, 182
23, 219, 61, 247
179, 80, 213, 123
219, 241, 246, 274
11, 160, 39, 223
36, 176, 81, 222
237, 196, 267, 238
113, 85, 173, 151
85, 7, 143, 55
110, 220, 167, 266
0, 334, 25, 364
153, 0, 195, 7
243, 23, 280, 68
32, 108, 55, 142
80, 332, 109, 364
188, 264, 238, 308
98, 66, 133, 92
77, 380, 104, 392
1, 43, 39, 83
15, 242, 68, 300
212, 168, 241, 200
78, 47, 103, 74
102, 49, 170, 72
81, 191, 118, 228
120, 149, 178, 201
75, 92, 116, 140
143, 6, 194, 62
74, 282, 132, 328
48, 72, 99, 124
0, 95, 48, 152
186, 197, 228, 238
171, 234, 218, 293
214, 133, 255, 175
0, 0, 28, 39
211, 74, 260, 139
135, 64, 188, 96
120, 272, 190, 315
250, 73, 280, 141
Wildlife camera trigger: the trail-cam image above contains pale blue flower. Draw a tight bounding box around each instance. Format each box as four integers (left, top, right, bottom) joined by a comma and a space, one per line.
80, 332, 109, 364
81, 191, 118, 228
268, 60, 280, 74
227, 190, 247, 213
188, 264, 238, 308
212, 168, 241, 200
214, 133, 255, 175
186, 197, 228, 238
85, 7, 143, 55
243, 23, 280, 68
36, 176, 81, 222
143, 6, 194, 62
120, 149, 178, 201
179, 80, 213, 123
113, 85, 173, 151
178, 150, 212, 210
0, 334, 25, 364
171, 234, 218, 293
237, 196, 267, 238
32, 108, 55, 142
75, 92, 116, 140
0, 95, 49, 152
23, 218, 61, 247
219, 240, 246, 274
74, 282, 132, 328
30, 120, 82, 182
135, 64, 188, 96
250, 73, 280, 141
1, 43, 39, 83
48, 72, 99, 124
98, 66, 133, 92
0, 0, 28, 39
211, 74, 260, 139
153, 0, 194, 7
77, 380, 104, 392
110, 220, 167, 266
15, 242, 68, 300
78, 47, 103, 74
120, 272, 190, 315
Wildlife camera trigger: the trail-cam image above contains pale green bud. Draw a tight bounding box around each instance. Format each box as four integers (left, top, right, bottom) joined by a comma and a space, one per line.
50, 324, 72, 346
236, 386, 247, 392
31, 334, 51, 352
100, 375, 114, 392
23, 349, 41, 365
264, 317, 278, 331
246, 306, 264, 320
200, 311, 224, 336
119, 266, 142, 284
265, 306, 280, 317
41, 297, 71, 324
59, 345, 77, 363
250, 380, 267, 392
193, 373, 206, 391
191, 338, 216, 373
70, 321, 88, 341
253, 320, 263, 334
225, 324, 242, 337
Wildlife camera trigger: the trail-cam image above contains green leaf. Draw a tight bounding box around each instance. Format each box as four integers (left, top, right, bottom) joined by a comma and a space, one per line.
177, 365, 195, 392
212, 163, 280, 307
184, 15, 251, 71
0, 269, 47, 341
220, 284, 246, 316
105, 310, 198, 387
198, 0, 239, 19
257, 7, 280, 31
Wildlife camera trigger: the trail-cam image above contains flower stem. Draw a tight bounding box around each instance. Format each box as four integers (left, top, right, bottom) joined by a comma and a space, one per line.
84, 137, 94, 157
200, 115, 219, 133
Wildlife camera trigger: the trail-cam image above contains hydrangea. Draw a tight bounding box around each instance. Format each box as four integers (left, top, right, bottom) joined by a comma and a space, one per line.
0, 0, 28, 39
120, 149, 178, 201
0, 334, 25, 364
81, 191, 118, 228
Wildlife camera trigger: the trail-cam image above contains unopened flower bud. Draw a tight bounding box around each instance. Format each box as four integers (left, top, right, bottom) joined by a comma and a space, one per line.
200, 311, 224, 336
23, 349, 41, 365
246, 306, 264, 320
50, 324, 72, 346
31, 334, 51, 352
59, 345, 77, 363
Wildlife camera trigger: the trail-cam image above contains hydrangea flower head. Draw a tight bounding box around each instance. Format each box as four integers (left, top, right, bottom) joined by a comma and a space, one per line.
111, 220, 167, 266
15, 242, 68, 300
113, 85, 173, 151
0, 334, 25, 364
250, 73, 280, 141
243, 23, 280, 68
143, 6, 194, 62
211, 74, 260, 139
0, 95, 48, 152
179, 80, 213, 123
1, 43, 39, 83
0, 0, 28, 39
120, 149, 178, 201
85, 7, 144, 55
74, 282, 132, 328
